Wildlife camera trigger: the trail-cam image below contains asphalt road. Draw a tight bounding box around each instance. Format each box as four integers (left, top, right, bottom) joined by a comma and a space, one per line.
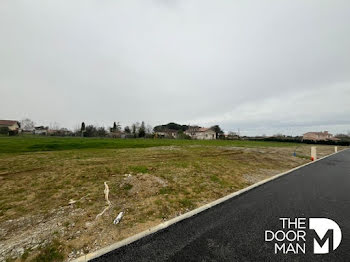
94, 149, 350, 262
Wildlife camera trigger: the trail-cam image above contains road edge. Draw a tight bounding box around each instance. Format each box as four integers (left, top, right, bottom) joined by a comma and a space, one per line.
73, 148, 346, 262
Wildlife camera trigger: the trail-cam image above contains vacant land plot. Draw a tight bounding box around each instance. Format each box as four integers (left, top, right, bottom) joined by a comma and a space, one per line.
0, 137, 344, 261
0, 136, 301, 154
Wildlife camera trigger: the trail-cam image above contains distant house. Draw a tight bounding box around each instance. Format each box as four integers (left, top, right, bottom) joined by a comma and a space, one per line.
225, 132, 240, 140
154, 129, 178, 138
303, 131, 339, 142
185, 126, 216, 140
47, 128, 72, 136
0, 120, 20, 135
34, 126, 48, 135
108, 130, 124, 138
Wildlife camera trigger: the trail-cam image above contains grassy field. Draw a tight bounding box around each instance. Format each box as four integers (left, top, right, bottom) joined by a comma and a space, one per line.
0, 136, 300, 154
0, 137, 343, 261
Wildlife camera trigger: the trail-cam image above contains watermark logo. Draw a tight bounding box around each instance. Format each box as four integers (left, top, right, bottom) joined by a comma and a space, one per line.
309, 218, 342, 254
265, 217, 342, 254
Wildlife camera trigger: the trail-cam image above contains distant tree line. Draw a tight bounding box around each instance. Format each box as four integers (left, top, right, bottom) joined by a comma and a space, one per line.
248, 135, 350, 146
79, 121, 153, 138
9, 118, 350, 145
153, 122, 189, 132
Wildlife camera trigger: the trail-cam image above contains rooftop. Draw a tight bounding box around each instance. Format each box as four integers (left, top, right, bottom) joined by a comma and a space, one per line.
0, 120, 19, 126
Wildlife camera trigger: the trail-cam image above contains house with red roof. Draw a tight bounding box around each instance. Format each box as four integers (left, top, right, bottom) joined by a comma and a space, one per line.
302, 131, 340, 142
184, 126, 216, 140
0, 120, 20, 135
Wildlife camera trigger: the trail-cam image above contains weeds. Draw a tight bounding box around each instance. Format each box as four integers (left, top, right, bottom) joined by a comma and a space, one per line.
179, 198, 195, 209
20, 249, 30, 261
33, 239, 64, 262
129, 165, 149, 174
210, 175, 220, 183
159, 187, 174, 195
122, 183, 133, 190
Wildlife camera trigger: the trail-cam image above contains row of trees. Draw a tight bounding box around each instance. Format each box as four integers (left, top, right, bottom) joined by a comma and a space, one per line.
80, 121, 153, 138
9, 118, 155, 138
78, 122, 226, 139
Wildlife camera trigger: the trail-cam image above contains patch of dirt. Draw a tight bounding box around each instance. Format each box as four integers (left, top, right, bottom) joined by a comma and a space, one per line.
0, 206, 85, 261
120, 173, 168, 197
243, 169, 283, 185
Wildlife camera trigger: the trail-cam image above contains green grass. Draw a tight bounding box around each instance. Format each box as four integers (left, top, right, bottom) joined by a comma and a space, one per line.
20, 249, 30, 261
122, 183, 133, 190
159, 187, 174, 195
129, 165, 149, 174
178, 198, 195, 209
0, 136, 299, 154
33, 239, 64, 262
210, 175, 230, 187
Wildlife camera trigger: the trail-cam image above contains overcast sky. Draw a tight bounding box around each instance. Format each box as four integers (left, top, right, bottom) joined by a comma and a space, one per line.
1, 1, 349, 135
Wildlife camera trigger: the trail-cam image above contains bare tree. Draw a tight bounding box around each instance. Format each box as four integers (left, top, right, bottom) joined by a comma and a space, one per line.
131, 122, 140, 137
146, 124, 153, 135
49, 122, 60, 130
73, 123, 81, 133
131, 123, 137, 137
21, 118, 35, 131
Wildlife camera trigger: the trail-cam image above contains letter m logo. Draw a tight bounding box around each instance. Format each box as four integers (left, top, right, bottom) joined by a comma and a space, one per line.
309, 218, 342, 254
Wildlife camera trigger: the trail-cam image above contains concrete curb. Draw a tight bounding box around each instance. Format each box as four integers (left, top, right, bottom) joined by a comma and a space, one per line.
73, 148, 346, 262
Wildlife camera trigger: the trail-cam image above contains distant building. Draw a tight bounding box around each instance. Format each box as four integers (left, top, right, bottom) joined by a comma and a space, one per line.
185, 126, 216, 140
47, 128, 72, 136
225, 132, 240, 140
108, 131, 124, 138
154, 129, 178, 138
0, 120, 20, 135
303, 131, 339, 141
34, 126, 48, 135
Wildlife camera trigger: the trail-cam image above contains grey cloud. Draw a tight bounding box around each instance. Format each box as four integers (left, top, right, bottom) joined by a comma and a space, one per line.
0, 1, 349, 135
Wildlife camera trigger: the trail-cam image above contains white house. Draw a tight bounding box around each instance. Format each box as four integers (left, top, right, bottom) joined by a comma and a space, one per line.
34, 126, 48, 135
185, 126, 216, 140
